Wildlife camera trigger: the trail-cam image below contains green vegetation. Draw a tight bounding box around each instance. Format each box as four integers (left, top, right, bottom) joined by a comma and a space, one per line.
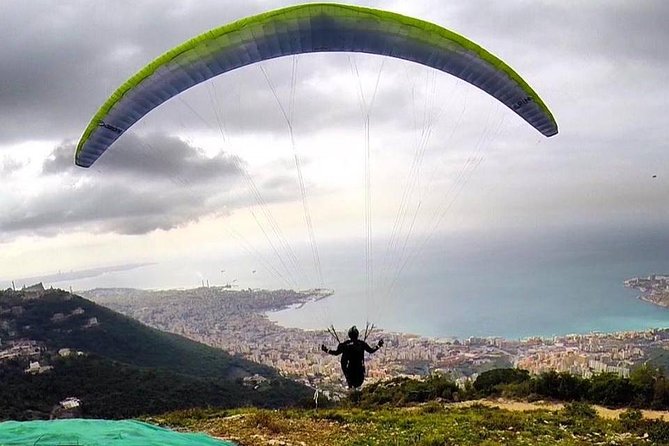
146, 370, 669, 445
353, 374, 462, 407
473, 367, 669, 409
0, 355, 305, 420
153, 403, 669, 446
0, 289, 311, 420
6, 289, 271, 379
3, 286, 669, 446
349, 367, 669, 411
648, 347, 669, 372
473, 368, 530, 395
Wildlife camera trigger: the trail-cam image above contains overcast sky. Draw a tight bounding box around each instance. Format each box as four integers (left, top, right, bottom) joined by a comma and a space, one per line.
1, 0, 667, 288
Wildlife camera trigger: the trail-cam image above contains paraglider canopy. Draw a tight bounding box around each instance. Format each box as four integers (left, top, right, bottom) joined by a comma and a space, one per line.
75, 3, 557, 168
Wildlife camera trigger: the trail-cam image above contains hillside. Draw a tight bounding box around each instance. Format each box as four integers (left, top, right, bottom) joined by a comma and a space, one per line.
152, 402, 669, 446
148, 370, 669, 445
0, 288, 312, 420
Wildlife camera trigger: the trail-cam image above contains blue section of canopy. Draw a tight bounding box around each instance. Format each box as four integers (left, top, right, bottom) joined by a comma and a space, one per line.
0, 419, 234, 446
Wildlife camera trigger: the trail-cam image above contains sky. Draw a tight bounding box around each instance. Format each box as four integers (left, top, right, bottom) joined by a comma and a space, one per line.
1, 0, 667, 291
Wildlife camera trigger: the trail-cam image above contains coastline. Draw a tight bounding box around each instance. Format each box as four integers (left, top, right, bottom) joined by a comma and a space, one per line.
638, 294, 669, 308
81, 286, 669, 391
624, 275, 669, 310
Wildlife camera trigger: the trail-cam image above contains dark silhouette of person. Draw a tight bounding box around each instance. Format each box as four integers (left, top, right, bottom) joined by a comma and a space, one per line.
321, 326, 383, 389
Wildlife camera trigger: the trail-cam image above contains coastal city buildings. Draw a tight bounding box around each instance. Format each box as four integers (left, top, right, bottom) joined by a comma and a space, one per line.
2, 285, 666, 391
625, 275, 669, 308
80, 287, 669, 392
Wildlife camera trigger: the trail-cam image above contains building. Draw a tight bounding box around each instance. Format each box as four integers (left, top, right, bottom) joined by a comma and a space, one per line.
84, 317, 99, 328
22, 283, 45, 300
25, 361, 53, 374
58, 348, 72, 357
60, 398, 81, 410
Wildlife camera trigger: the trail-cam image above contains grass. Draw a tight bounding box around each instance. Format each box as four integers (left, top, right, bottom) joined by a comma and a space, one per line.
148, 401, 669, 446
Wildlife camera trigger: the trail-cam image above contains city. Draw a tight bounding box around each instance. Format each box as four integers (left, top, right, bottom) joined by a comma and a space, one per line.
81, 286, 669, 394
625, 275, 669, 308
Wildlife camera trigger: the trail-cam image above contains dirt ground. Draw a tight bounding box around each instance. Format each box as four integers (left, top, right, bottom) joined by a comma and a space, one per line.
454, 398, 669, 420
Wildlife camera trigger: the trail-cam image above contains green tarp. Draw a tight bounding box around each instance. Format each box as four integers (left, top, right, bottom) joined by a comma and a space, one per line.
0, 419, 234, 446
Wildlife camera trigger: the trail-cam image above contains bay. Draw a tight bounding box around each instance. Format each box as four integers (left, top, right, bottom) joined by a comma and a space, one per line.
268, 228, 669, 339
8, 227, 669, 340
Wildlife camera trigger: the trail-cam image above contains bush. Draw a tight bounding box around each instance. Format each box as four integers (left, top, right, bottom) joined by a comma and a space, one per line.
500, 380, 532, 399
618, 408, 643, 430
560, 402, 599, 434
473, 368, 530, 396
419, 401, 443, 414
247, 411, 289, 434
358, 374, 459, 407
561, 401, 597, 420
531, 370, 589, 401
644, 419, 669, 444
418, 433, 452, 446
588, 373, 634, 407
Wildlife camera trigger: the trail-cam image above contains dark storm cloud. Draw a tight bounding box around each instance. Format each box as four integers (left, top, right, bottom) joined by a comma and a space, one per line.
43, 133, 242, 184
0, 0, 268, 143
2, 0, 614, 145
1, 133, 297, 237
2, 0, 667, 146
0, 0, 411, 146
2, 0, 668, 241
1, 175, 215, 236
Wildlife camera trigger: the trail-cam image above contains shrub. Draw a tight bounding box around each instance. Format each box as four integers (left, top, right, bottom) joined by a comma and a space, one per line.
247, 411, 288, 434
561, 401, 597, 420
473, 368, 529, 396
618, 408, 643, 430
420, 401, 443, 414
644, 419, 669, 444
531, 370, 589, 401
588, 373, 634, 407
358, 374, 459, 407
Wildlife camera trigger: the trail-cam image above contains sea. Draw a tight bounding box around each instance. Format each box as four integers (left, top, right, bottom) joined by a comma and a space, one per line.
6, 227, 669, 340
267, 227, 669, 339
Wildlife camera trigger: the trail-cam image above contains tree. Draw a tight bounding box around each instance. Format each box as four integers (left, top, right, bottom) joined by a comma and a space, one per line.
588, 373, 634, 407
629, 364, 660, 406
532, 370, 589, 401
473, 368, 530, 396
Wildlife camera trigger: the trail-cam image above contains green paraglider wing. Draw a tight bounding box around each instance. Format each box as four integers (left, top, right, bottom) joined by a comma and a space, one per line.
75, 3, 558, 167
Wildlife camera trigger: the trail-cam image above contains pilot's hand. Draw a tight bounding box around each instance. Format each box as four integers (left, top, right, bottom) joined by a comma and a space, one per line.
378, 339, 384, 348
321, 344, 328, 353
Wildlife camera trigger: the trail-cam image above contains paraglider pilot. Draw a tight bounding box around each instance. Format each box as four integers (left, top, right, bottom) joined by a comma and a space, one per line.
321, 326, 383, 389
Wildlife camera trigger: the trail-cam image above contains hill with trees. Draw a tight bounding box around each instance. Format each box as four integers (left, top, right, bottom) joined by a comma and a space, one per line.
0, 288, 311, 420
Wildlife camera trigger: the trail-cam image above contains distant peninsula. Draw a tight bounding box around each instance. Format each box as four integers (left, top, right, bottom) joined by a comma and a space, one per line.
624, 274, 669, 309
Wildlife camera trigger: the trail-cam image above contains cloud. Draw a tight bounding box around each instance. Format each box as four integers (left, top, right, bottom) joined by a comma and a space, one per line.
1, 0, 668, 245
12, 0, 656, 145
1, 0, 416, 145
440, 1, 669, 64
43, 133, 242, 184
1, 133, 299, 237
0, 156, 25, 175
0, 0, 269, 144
